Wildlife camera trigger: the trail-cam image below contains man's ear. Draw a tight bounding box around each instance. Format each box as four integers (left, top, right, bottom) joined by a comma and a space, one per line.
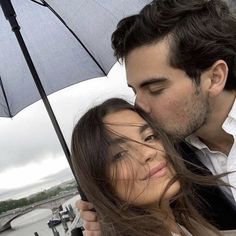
207, 60, 228, 97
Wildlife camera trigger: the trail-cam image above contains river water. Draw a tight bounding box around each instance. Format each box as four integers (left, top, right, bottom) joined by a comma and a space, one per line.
0, 209, 71, 236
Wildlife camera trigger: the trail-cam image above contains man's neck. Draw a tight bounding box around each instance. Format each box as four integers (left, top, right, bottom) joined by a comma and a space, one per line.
194, 91, 236, 155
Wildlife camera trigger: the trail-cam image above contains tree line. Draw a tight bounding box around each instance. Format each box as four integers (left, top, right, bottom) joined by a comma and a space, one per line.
0, 181, 77, 214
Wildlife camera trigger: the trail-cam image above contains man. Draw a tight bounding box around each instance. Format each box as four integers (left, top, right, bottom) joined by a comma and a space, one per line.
78, 0, 236, 234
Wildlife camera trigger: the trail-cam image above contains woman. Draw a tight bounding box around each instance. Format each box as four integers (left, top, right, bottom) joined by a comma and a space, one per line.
71, 98, 226, 236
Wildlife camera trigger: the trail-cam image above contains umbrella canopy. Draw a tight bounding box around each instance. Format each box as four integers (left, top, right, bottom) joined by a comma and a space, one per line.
0, 0, 151, 118
0, 0, 152, 205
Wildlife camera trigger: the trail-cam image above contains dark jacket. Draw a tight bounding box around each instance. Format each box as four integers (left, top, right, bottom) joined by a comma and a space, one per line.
179, 142, 236, 230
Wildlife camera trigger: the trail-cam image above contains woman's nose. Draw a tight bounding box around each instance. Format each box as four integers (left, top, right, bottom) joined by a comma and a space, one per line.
136, 143, 157, 164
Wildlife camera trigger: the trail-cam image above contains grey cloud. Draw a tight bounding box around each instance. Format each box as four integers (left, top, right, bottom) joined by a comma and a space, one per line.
0, 64, 133, 174
0, 168, 74, 200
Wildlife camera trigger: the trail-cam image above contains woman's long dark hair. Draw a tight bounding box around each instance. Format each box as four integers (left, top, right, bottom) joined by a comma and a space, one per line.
71, 98, 222, 236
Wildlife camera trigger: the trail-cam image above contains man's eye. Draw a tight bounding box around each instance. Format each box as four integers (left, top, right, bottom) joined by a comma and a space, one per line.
148, 88, 164, 95
144, 134, 157, 142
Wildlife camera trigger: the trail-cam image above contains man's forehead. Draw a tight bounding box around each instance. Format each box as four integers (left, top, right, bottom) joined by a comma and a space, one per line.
125, 43, 171, 87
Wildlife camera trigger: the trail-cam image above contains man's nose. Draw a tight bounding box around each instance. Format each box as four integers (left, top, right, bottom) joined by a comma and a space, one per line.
134, 95, 151, 114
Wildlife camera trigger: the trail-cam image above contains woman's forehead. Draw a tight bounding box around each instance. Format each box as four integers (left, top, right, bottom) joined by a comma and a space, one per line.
103, 110, 151, 140
103, 109, 144, 124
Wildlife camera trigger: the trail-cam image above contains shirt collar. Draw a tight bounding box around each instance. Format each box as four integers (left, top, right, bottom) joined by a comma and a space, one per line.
185, 134, 207, 150
222, 98, 236, 135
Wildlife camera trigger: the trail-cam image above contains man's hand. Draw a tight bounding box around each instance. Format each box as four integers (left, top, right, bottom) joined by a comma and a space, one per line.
76, 200, 101, 236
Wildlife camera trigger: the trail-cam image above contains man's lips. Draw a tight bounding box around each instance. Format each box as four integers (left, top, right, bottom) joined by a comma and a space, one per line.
142, 162, 167, 180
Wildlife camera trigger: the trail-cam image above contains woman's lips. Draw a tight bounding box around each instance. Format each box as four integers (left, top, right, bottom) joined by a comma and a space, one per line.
143, 162, 167, 180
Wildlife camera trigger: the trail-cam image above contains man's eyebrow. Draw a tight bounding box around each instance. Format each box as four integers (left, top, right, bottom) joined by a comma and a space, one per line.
127, 77, 169, 94
127, 77, 168, 88
127, 77, 168, 92
139, 77, 168, 88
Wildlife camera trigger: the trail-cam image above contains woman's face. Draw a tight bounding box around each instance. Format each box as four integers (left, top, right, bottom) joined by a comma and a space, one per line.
104, 109, 180, 207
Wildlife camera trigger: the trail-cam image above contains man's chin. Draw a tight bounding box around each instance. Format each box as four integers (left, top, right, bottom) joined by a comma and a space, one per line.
165, 127, 194, 142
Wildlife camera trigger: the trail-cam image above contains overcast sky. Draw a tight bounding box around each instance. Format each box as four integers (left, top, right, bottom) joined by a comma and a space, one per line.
0, 63, 134, 200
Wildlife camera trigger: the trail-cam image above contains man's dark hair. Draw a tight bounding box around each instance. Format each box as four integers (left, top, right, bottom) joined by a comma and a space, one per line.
112, 0, 236, 90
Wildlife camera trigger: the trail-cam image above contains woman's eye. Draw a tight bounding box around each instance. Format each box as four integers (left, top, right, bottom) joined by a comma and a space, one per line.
144, 134, 157, 142
113, 150, 127, 162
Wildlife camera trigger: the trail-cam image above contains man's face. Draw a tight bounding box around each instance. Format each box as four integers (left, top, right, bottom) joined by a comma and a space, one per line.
125, 40, 210, 139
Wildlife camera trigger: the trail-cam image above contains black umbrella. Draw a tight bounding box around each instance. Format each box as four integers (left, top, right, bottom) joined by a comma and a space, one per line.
0, 0, 150, 183
0, 0, 151, 233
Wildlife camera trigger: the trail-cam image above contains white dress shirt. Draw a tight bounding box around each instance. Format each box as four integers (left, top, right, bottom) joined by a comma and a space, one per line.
186, 99, 236, 206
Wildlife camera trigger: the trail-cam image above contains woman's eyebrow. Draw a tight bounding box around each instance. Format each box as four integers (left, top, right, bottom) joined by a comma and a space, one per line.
110, 137, 127, 146
108, 123, 149, 146
139, 123, 149, 134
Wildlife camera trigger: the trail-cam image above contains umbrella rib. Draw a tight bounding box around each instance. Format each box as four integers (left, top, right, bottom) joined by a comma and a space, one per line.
30, 0, 107, 76
29, 0, 45, 6
0, 76, 12, 117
